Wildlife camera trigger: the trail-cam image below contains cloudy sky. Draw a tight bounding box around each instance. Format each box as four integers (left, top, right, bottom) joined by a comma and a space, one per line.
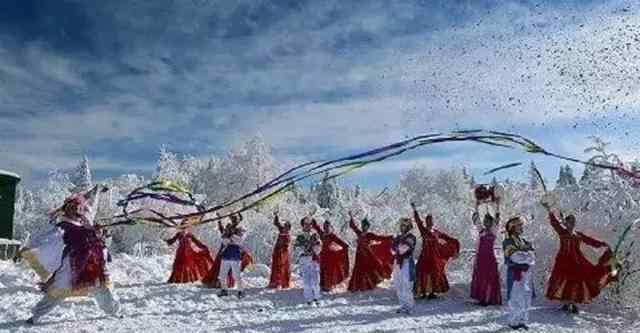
1, 0, 639, 188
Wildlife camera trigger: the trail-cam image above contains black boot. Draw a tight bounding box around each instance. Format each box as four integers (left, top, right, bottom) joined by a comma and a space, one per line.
570, 304, 579, 314
237, 291, 245, 298
427, 293, 438, 300
218, 289, 229, 297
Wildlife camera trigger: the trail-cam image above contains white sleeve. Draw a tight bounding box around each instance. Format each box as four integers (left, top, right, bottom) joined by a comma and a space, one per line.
231, 234, 243, 244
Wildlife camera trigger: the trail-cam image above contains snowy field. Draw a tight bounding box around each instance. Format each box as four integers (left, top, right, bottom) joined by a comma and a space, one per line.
1, 255, 637, 333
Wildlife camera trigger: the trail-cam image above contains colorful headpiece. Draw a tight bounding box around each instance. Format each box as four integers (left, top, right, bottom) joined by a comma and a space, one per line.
49, 193, 91, 218
505, 216, 524, 233
399, 217, 413, 230
300, 216, 313, 226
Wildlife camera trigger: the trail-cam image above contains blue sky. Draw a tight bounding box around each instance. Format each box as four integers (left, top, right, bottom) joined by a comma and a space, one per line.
1, 0, 639, 188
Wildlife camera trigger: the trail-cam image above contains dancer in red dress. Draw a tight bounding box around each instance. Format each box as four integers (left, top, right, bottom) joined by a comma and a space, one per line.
312, 219, 350, 292
542, 202, 615, 314
347, 211, 394, 292
268, 211, 292, 289
469, 210, 502, 306
202, 213, 254, 290
166, 218, 214, 284
412, 203, 460, 299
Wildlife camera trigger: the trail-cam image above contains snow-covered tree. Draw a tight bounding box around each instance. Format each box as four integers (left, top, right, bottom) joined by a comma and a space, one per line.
580, 136, 623, 187
316, 172, 339, 210
557, 165, 578, 189
529, 161, 541, 191
70, 156, 92, 193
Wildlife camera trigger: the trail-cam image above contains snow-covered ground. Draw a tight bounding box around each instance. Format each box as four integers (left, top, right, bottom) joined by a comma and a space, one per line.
1, 255, 636, 333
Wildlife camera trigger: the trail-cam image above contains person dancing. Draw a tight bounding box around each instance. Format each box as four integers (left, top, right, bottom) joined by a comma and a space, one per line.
503, 216, 535, 331
542, 201, 615, 314
412, 203, 460, 299
347, 211, 394, 292
312, 219, 350, 292
166, 218, 214, 284
469, 209, 502, 306
392, 217, 417, 314
21, 187, 120, 324
268, 210, 292, 289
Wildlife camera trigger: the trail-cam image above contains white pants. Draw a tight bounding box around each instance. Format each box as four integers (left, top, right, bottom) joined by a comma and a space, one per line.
508, 271, 532, 326
219, 260, 242, 290
32, 287, 120, 322
300, 256, 321, 302
393, 263, 415, 310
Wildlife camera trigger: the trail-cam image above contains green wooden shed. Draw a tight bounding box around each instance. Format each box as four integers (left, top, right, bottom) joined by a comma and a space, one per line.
0, 170, 20, 240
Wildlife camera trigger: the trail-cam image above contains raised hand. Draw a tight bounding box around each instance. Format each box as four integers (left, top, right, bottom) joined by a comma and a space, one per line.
472, 211, 480, 225
540, 201, 551, 211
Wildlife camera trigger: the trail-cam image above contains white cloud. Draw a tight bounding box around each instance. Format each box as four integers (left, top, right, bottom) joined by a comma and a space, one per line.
2, 0, 640, 186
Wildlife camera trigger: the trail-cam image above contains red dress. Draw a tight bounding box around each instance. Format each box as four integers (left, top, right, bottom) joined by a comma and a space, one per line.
167, 231, 214, 283
545, 213, 615, 304
268, 216, 292, 289
414, 213, 460, 297
312, 222, 350, 291
347, 219, 393, 292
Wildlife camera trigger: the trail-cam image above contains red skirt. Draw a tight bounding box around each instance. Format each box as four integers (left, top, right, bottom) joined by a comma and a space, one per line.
319, 237, 349, 291
268, 241, 291, 289
168, 236, 214, 283
546, 248, 615, 304
348, 237, 393, 292
414, 235, 459, 296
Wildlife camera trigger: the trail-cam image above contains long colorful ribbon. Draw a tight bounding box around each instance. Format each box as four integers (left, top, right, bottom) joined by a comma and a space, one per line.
106, 130, 640, 229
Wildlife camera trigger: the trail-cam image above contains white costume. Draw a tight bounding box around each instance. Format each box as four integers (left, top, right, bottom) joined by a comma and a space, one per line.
294, 231, 322, 303
508, 251, 535, 327
392, 231, 416, 313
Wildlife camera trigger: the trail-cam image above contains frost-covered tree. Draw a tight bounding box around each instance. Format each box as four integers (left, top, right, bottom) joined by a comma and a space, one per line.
316, 172, 339, 210
557, 165, 578, 189
529, 161, 541, 191
196, 136, 280, 208
70, 156, 92, 193
580, 136, 623, 187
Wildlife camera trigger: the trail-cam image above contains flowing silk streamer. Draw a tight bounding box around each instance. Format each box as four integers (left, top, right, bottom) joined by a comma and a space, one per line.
108, 130, 640, 229
483, 162, 523, 175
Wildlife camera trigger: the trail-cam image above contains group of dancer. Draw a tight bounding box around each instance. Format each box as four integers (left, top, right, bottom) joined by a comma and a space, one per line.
15, 186, 618, 331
